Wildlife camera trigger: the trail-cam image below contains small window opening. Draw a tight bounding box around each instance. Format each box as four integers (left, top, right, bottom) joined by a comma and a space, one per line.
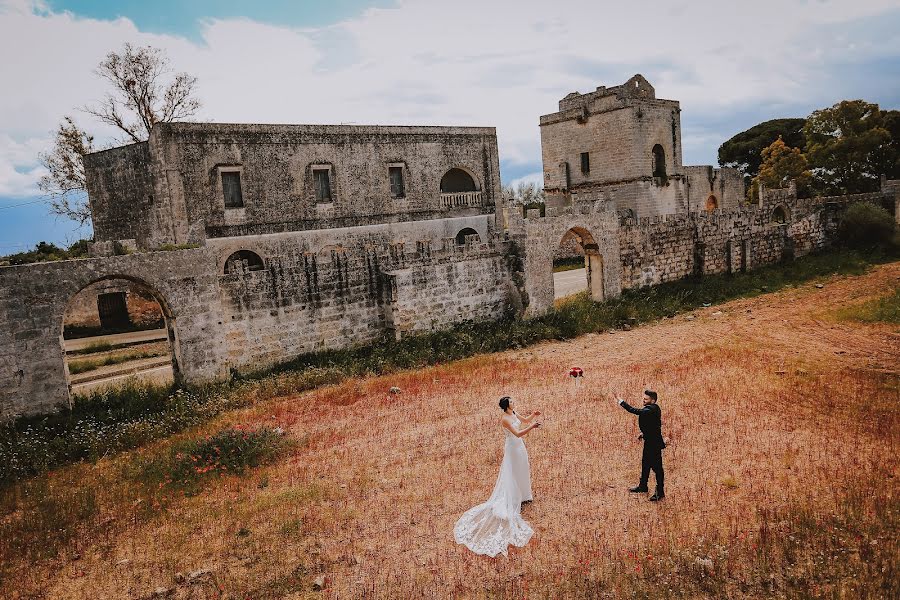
224, 250, 265, 274
652, 144, 666, 178
313, 169, 332, 203
772, 205, 788, 224
389, 166, 405, 198
222, 171, 243, 208
580, 152, 590, 175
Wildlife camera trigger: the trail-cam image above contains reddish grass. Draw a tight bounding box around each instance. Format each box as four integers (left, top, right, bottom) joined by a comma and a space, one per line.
1, 263, 898, 599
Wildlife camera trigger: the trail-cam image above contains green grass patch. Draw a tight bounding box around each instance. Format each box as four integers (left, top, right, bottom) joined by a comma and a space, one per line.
68, 340, 115, 355
553, 256, 585, 272
130, 426, 289, 495
67, 348, 167, 375
832, 286, 900, 325
2, 246, 896, 486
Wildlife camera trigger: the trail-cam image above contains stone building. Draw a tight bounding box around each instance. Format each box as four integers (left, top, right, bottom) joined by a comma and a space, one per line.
84, 123, 501, 251
539, 74, 743, 217
1, 77, 897, 420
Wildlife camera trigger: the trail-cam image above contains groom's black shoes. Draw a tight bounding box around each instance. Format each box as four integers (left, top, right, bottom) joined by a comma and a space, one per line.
649, 492, 665, 501
629, 486, 649, 493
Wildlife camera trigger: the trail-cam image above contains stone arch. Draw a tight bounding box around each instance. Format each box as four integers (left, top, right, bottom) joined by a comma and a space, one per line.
772, 204, 789, 224
705, 194, 719, 211
554, 226, 606, 303
60, 274, 182, 391
455, 227, 481, 245
223, 250, 265, 274
652, 144, 666, 178
440, 167, 479, 193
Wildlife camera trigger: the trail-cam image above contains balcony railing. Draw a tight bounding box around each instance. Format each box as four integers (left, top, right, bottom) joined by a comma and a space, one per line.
440, 191, 483, 209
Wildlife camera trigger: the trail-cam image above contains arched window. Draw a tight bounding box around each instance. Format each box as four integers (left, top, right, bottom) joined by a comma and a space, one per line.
440, 169, 477, 193
224, 250, 265, 274
705, 195, 718, 211
455, 227, 480, 245
772, 205, 788, 224
652, 144, 666, 178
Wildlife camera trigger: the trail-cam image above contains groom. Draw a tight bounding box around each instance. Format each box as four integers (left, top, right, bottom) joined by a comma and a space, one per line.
615, 390, 665, 501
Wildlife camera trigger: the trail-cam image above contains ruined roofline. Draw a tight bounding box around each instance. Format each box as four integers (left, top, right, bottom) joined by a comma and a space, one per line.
153, 121, 497, 137
539, 73, 679, 125
83, 122, 499, 159
82, 139, 148, 160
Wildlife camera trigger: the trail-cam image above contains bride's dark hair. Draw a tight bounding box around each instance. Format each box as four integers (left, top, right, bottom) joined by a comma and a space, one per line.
499, 396, 511, 412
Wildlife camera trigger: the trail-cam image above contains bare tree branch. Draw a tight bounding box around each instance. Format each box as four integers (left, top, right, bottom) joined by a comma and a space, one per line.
41, 43, 202, 225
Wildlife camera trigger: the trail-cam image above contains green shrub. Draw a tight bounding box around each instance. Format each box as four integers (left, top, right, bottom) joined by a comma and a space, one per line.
133, 427, 288, 493
838, 202, 897, 249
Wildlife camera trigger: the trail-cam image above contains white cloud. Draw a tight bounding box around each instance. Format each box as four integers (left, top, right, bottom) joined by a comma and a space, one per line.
507, 172, 544, 190
1, 0, 899, 199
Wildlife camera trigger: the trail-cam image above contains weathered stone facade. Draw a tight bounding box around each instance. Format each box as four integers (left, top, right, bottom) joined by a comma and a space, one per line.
539, 74, 743, 217
1, 76, 898, 420
85, 124, 501, 250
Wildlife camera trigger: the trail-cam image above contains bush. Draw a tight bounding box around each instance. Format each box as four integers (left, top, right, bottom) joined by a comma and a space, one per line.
838, 202, 896, 249
134, 427, 288, 493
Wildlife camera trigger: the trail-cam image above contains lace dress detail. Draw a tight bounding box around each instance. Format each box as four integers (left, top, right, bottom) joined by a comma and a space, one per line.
454, 415, 534, 557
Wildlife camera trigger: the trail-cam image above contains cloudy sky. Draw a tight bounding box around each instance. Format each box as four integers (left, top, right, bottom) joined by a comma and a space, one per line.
1, 0, 899, 252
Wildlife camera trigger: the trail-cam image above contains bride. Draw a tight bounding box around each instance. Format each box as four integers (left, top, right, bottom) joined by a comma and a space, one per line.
454, 396, 542, 557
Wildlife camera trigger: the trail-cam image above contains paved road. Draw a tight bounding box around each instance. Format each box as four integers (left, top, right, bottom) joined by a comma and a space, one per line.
554, 268, 587, 299
64, 328, 168, 352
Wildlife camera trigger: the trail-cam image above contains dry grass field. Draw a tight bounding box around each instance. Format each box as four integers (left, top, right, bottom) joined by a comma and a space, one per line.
2, 263, 898, 599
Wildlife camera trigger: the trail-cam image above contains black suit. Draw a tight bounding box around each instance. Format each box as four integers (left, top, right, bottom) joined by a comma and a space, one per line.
619, 401, 665, 495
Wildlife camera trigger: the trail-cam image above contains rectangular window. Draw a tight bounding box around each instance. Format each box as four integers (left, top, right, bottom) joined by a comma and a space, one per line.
580, 152, 590, 174
389, 166, 405, 198
221, 171, 243, 208
313, 169, 332, 203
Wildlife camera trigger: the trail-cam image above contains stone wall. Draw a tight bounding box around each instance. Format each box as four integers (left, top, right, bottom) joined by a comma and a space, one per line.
0, 228, 510, 418
85, 123, 502, 250
684, 165, 744, 212
83, 142, 156, 248
0, 250, 228, 419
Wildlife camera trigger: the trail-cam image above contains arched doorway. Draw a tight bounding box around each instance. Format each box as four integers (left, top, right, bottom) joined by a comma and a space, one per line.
553, 226, 604, 303
62, 276, 178, 396
771, 205, 788, 224
440, 168, 482, 208
705, 194, 719, 211
455, 227, 481, 245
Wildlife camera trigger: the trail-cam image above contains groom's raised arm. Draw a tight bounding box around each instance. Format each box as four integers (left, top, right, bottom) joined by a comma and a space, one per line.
617, 398, 649, 415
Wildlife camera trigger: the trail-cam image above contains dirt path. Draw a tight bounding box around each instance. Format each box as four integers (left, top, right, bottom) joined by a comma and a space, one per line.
519, 261, 899, 377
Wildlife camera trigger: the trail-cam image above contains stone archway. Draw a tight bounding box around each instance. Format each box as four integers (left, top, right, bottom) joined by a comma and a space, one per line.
553, 226, 605, 303
0, 249, 228, 419
61, 275, 182, 393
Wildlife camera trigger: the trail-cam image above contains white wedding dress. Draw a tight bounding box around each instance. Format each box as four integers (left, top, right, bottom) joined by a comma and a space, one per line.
454, 414, 534, 557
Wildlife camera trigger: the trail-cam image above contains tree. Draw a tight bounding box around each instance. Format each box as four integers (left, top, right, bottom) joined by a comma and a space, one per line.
804, 100, 893, 195
750, 136, 812, 201
0, 239, 91, 266
876, 109, 900, 180
718, 118, 806, 180
503, 181, 545, 205
38, 44, 201, 224
38, 117, 95, 224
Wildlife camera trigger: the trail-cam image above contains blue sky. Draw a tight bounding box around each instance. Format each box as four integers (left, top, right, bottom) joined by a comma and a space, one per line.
1, 0, 899, 252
